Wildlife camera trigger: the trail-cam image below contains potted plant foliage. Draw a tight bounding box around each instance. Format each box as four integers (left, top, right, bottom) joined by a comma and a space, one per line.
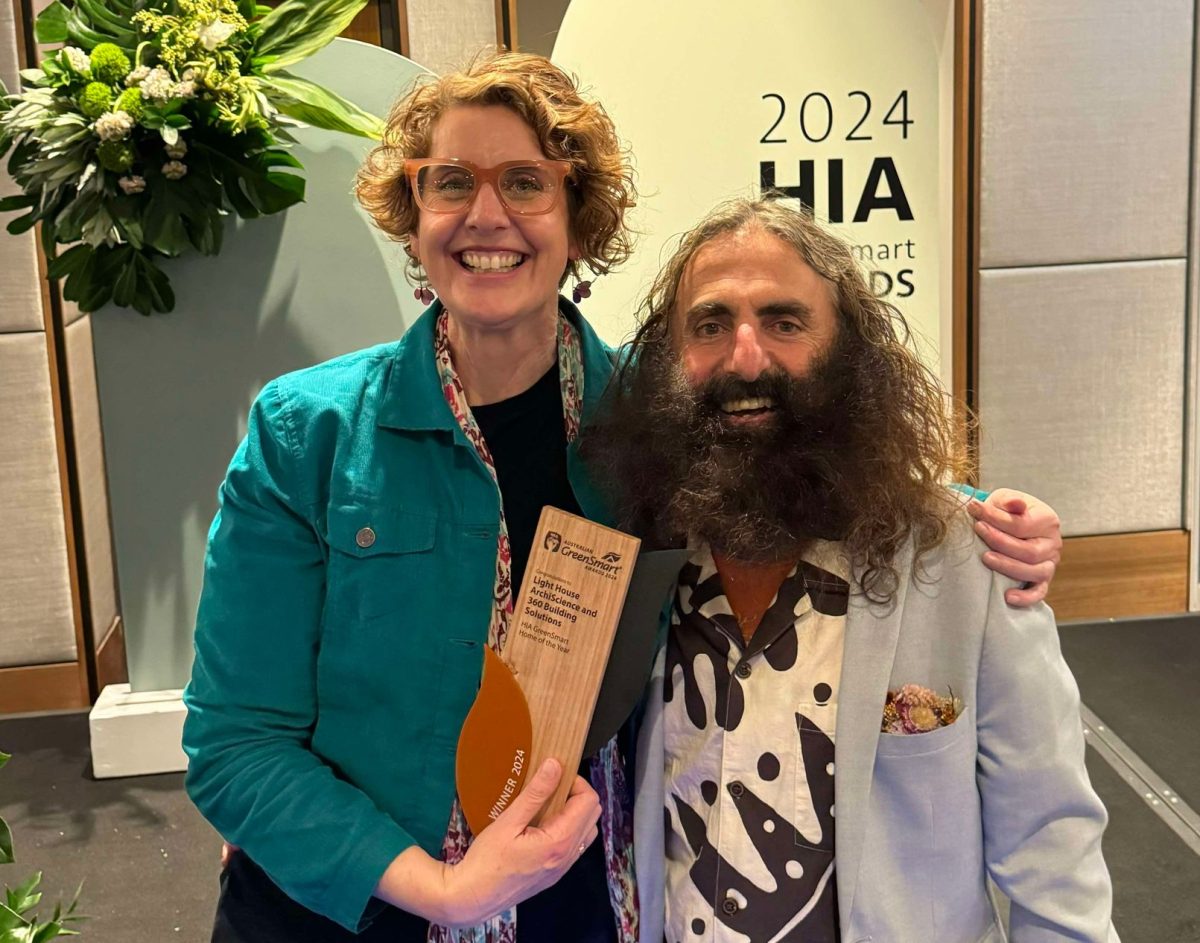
0, 751, 84, 941
0, 0, 384, 314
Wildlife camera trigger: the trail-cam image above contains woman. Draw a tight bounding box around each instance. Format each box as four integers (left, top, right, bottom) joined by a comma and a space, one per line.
182, 52, 1062, 943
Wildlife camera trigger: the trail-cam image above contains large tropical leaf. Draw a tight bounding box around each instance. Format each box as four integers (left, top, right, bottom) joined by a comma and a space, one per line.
252, 0, 369, 73
252, 73, 382, 140
34, 2, 69, 45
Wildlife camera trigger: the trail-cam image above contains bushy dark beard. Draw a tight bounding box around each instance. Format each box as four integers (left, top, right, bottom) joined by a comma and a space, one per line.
582, 334, 865, 563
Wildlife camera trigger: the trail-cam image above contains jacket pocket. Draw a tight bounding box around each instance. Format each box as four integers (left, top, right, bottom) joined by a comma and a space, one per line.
324, 503, 438, 622
875, 707, 972, 758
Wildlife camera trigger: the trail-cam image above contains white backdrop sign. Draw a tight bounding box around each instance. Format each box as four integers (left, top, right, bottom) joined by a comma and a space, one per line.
553, 0, 956, 382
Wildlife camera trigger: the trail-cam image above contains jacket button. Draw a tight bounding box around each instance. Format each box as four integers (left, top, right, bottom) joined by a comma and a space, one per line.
721, 898, 739, 916
735, 662, 752, 679
728, 781, 744, 799
356, 527, 376, 549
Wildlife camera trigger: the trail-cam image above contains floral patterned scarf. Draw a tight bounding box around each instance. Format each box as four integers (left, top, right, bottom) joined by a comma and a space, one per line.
427, 308, 639, 943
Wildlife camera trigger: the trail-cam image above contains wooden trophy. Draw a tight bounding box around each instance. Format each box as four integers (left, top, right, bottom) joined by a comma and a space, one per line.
456, 507, 640, 833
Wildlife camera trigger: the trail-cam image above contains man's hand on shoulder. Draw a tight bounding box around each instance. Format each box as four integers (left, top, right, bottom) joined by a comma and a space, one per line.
967, 489, 1062, 607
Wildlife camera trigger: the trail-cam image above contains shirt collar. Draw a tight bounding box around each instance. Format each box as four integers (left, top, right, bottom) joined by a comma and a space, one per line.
376, 295, 614, 432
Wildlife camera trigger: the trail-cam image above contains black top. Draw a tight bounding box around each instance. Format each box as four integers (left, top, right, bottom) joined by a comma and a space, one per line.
211, 363, 616, 943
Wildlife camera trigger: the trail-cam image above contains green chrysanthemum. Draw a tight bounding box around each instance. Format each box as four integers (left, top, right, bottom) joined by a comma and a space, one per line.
78, 81, 114, 119
114, 87, 145, 122
97, 139, 135, 172
89, 43, 132, 85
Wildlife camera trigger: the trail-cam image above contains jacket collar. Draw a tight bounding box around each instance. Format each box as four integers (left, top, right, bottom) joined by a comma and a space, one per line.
376, 297, 615, 433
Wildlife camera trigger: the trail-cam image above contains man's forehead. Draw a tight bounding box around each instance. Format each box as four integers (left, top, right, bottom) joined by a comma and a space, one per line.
675, 226, 831, 313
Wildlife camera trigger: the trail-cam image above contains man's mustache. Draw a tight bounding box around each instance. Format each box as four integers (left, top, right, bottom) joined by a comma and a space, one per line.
696, 369, 798, 413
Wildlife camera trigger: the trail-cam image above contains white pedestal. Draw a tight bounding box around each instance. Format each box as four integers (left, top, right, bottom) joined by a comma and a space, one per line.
88, 683, 188, 779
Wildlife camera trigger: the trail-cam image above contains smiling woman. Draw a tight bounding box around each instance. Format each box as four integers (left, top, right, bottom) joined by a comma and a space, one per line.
181, 51, 644, 943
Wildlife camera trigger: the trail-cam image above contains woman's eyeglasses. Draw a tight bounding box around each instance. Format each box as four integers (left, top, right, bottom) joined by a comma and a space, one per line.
404, 158, 572, 216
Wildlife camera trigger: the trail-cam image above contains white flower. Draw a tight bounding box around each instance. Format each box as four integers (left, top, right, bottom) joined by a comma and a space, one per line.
164, 138, 188, 159
140, 67, 174, 101
63, 46, 91, 74
181, 68, 197, 82
172, 80, 197, 100
162, 160, 188, 180
94, 110, 134, 141
197, 18, 239, 51
118, 175, 146, 195
125, 65, 151, 87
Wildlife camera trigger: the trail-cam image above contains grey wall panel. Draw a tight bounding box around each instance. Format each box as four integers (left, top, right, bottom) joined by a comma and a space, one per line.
0, 332, 78, 668
406, 0, 495, 74
979, 260, 1185, 537
980, 0, 1193, 268
64, 315, 118, 641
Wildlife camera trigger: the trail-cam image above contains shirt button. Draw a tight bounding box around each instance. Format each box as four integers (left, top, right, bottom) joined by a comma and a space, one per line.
355, 527, 376, 549
728, 781, 744, 799
735, 662, 752, 679
722, 898, 739, 916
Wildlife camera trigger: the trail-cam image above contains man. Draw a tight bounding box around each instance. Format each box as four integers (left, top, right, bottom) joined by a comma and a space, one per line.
584, 198, 1117, 942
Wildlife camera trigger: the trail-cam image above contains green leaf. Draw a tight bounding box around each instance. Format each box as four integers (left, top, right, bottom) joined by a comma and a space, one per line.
73, 0, 138, 44
253, 0, 369, 73
5, 212, 36, 236
111, 256, 138, 307
254, 73, 383, 140
136, 253, 175, 313
0, 195, 32, 213
0, 900, 27, 933
7, 873, 41, 915
0, 818, 13, 864
46, 244, 92, 280
34, 2, 69, 45
0, 752, 9, 770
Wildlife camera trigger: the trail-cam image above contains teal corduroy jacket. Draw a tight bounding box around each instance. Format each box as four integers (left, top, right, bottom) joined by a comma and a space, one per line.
182, 298, 616, 932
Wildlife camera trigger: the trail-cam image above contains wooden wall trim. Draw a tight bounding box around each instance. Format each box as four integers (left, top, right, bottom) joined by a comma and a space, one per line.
95, 616, 129, 692
0, 664, 89, 714
393, 0, 410, 56
1047, 530, 1190, 623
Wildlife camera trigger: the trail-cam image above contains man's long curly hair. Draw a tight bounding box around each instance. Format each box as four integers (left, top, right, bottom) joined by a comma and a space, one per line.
610, 196, 976, 602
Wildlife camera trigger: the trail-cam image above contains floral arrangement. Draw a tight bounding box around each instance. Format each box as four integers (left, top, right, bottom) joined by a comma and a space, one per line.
881, 683, 962, 734
0, 0, 384, 315
0, 750, 84, 940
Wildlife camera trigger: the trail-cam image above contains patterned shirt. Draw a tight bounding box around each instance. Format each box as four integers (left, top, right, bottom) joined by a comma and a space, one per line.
662, 543, 849, 943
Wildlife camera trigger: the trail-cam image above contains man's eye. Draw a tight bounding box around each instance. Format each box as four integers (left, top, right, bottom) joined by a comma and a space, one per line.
695, 322, 724, 337
773, 320, 803, 334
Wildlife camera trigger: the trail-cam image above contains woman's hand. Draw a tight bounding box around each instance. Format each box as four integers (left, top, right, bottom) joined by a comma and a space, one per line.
375, 757, 600, 926
967, 489, 1062, 607
440, 757, 601, 926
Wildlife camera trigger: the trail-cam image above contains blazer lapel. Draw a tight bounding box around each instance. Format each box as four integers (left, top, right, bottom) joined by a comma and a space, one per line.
834, 563, 908, 924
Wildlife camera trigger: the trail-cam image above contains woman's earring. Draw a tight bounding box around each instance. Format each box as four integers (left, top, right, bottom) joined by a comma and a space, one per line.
413, 280, 435, 305
572, 279, 592, 304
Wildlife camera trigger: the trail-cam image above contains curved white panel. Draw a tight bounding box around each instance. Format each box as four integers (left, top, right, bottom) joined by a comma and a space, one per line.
89, 40, 432, 690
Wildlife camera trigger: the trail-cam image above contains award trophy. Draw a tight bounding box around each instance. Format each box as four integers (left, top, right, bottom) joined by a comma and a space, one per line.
456, 506, 676, 832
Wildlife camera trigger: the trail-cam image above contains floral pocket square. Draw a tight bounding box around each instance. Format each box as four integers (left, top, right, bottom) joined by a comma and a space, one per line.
881, 684, 963, 734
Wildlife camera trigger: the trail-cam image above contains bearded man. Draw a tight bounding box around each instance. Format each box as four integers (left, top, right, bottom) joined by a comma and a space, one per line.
584, 198, 1117, 943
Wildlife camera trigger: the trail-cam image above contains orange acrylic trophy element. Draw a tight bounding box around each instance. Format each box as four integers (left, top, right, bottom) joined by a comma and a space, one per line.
456, 506, 640, 834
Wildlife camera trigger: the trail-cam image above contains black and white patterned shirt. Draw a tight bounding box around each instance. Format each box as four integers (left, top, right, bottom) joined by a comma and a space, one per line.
662, 543, 849, 943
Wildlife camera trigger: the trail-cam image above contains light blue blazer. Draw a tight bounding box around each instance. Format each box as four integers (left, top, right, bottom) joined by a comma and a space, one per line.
634, 512, 1120, 943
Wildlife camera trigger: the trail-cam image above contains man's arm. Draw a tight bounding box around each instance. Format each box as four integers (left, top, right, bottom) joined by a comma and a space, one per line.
975, 569, 1119, 942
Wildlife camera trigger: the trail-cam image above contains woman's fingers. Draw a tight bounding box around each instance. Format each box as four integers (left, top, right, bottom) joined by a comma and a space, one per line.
974, 521, 1060, 566
1004, 580, 1049, 607
981, 551, 1056, 587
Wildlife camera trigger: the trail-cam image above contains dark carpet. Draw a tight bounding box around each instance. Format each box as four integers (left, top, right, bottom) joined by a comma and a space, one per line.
3, 614, 1200, 943
1085, 748, 1200, 941
1059, 615, 1200, 810
0, 711, 222, 942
